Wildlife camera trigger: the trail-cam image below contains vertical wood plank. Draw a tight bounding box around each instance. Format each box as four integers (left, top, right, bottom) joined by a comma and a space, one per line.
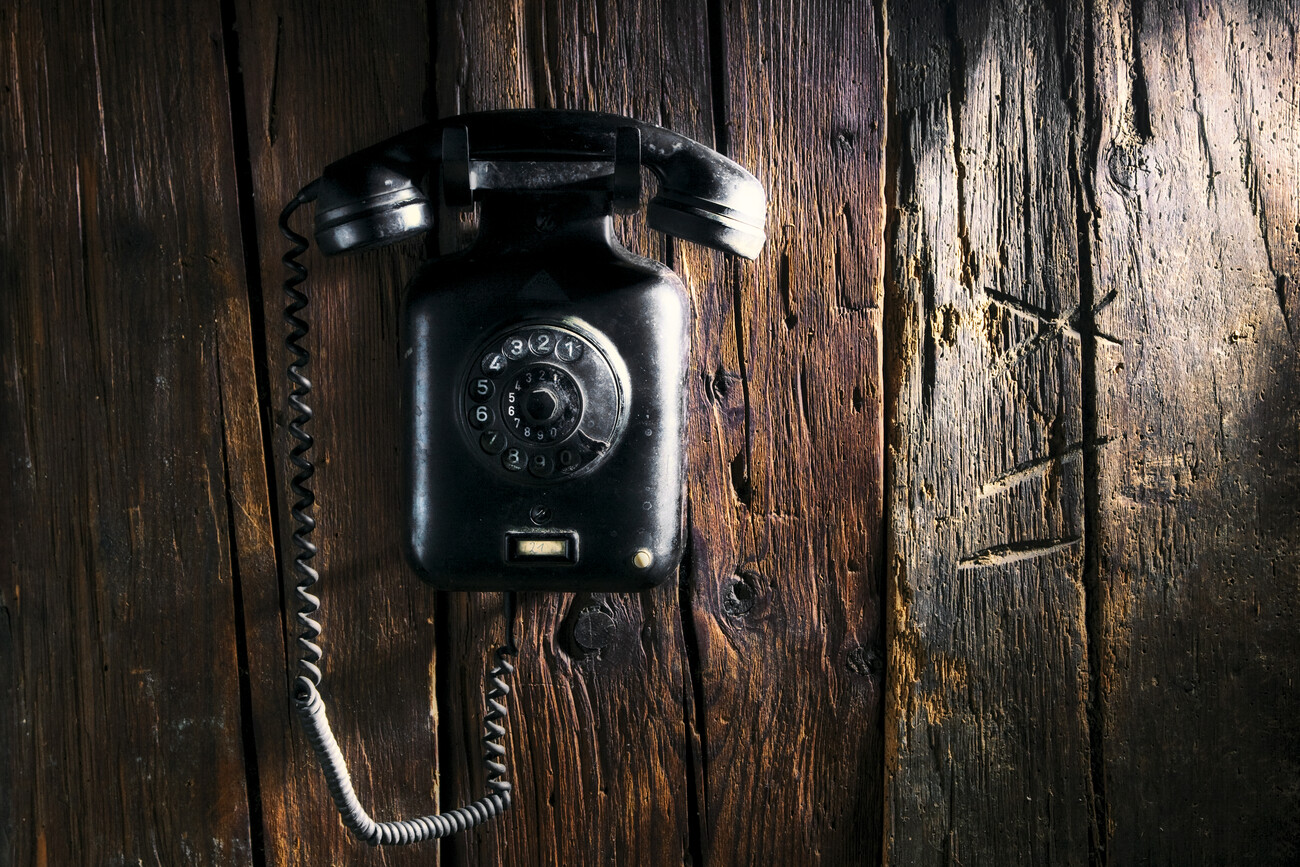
433, 2, 713, 864
1090, 0, 1300, 861
699, 0, 887, 862
0, 0, 258, 862
883, 1, 1096, 863
230, 1, 436, 863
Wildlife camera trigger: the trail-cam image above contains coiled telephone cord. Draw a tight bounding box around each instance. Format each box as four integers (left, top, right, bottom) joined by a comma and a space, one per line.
280, 185, 516, 845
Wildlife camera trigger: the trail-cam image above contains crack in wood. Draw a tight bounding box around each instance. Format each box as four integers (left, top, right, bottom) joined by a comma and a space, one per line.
1072, 2, 1109, 858
677, 505, 710, 867
798, 358, 813, 444
779, 249, 796, 329
1182, 13, 1217, 208
1222, 15, 1295, 340
211, 338, 269, 867
214, 3, 289, 861
1126, 0, 1153, 141
943, 3, 974, 294
730, 258, 756, 515
266, 16, 283, 146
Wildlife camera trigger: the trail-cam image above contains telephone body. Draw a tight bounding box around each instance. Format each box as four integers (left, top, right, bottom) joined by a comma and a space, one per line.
314, 110, 765, 590
281, 109, 765, 844
403, 196, 688, 590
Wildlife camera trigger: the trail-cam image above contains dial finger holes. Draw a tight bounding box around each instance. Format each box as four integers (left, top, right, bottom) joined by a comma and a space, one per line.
460, 322, 624, 484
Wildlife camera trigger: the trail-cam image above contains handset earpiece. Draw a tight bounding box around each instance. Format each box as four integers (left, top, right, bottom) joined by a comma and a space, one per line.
312, 131, 438, 255
638, 126, 767, 260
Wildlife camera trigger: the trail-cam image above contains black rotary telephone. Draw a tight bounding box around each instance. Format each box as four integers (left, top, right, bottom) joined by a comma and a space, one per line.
279, 109, 765, 845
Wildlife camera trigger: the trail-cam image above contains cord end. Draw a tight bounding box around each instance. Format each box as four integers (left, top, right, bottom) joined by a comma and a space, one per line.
503, 591, 519, 655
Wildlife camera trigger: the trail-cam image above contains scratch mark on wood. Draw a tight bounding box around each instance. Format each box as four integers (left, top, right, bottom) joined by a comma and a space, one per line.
985, 286, 1068, 324
977, 443, 1084, 499
1092, 287, 1118, 315
1093, 330, 1123, 348
88, 3, 108, 159
986, 287, 1123, 375
957, 537, 1082, 569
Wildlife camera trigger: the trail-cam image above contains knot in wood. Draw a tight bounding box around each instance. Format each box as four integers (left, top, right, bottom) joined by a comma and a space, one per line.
1106, 142, 1151, 194
722, 573, 759, 616
846, 646, 883, 677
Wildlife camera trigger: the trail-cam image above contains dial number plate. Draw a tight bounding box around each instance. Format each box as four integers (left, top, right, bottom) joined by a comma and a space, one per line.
504, 366, 583, 444
459, 322, 626, 484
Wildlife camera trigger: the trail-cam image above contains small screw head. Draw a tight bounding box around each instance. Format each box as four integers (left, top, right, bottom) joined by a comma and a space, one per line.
632, 549, 653, 569
529, 505, 552, 525
573, 607, 616, 652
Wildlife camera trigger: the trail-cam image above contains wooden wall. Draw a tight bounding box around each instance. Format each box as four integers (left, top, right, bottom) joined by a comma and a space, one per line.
1, 0, 1295, 865
885, 1, 1300, 863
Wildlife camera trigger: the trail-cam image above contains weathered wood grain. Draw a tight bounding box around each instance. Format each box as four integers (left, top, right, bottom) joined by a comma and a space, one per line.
432, 1, 712, 864
0, 0, 259, 863
10, 1, 1294, 862
436, 1, 889, 863
696, 0, 887, 863
1089, 1, 1300, 861
230, 1, 439, 864
883, 1, 1096, 863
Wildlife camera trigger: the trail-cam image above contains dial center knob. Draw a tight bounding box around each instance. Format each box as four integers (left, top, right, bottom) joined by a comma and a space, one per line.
523, 386, 562, 424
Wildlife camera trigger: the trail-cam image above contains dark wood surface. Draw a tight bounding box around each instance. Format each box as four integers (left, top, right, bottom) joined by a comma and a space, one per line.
695, 1, 886, 863
231, 2, 440, 865
0, 0, 258, 863
3, 0, 1298, 865
434, 1, 887, 864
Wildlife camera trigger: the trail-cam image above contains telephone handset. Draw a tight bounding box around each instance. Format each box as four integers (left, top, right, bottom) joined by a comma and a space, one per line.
280, 110, 765, 845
